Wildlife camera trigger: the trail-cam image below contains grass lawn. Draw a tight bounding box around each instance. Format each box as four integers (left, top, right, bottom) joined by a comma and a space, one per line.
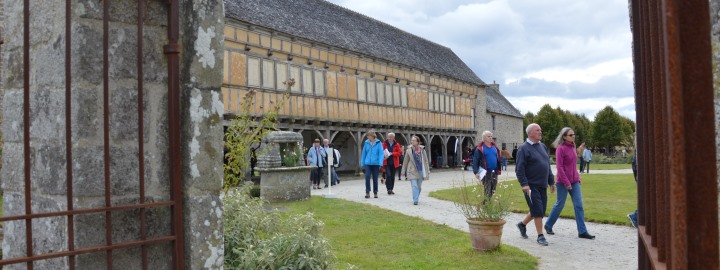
274, 197, 537, 270
430, 174, 637, 226
578, 163, 631, 170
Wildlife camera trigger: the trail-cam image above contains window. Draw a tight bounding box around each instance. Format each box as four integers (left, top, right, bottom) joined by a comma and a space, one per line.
400, 87, 407, 107
428, 92, 435, 110
357, 78, 367, 101
471, 109, 475, 128
248, 57, 261, 86
376, 82, 385, 104
450, 97, 455, 113
367, 80, 376, 103
393, 85, 400, 106
289, 65, 301, 92
262, 59, 274, 88
314, 70, 325, 96
302, 68, 313, 94
492, 115, 496, 130
434, 94, 440, 112
276, 63, 288, 90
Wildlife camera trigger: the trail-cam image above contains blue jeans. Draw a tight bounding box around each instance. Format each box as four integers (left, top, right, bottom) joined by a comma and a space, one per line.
410, 179, 423, 203
545, 182, 588, 234
364, 165, 380, 194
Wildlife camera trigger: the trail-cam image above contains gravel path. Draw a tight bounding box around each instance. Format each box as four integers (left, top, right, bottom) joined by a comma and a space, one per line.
311, 166, 637, 270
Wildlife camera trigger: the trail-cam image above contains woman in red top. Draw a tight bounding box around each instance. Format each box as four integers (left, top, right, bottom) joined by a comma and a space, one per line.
544, 127, 595, 240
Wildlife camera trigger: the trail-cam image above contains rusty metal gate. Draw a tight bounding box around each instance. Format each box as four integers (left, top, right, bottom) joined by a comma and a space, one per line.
630, 0, 719, 269
0, 0, 185, 269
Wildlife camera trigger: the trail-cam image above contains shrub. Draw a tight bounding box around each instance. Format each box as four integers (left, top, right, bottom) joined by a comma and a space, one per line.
224, 185, 336, 269
591, 154, 633, 164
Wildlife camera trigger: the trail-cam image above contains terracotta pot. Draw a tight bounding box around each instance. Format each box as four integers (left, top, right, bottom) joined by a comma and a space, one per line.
466, 219, 506, 251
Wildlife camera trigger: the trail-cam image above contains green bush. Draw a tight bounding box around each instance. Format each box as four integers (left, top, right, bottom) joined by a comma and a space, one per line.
224, 185, 336, 269
591, 153, 633, 164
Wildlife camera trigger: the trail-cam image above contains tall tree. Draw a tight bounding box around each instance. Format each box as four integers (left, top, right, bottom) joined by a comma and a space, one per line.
523, 112, 535, 140
591, 106, 624, 153
534, 104, 563, 148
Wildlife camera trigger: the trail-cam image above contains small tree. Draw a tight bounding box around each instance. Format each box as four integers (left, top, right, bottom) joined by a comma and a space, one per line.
224, 80, 293, 189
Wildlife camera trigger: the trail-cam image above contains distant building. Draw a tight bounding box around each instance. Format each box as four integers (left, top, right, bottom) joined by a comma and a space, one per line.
223, 0, 523, 172
484, 83, 524, 151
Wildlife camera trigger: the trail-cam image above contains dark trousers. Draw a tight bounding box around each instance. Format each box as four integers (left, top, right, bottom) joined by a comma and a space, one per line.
585, 161, 590, 173
482, 171, 498, 199
311, 167, 323, 186
365, 165, 380, 194
579, 158, 585, 172
385, 165, 397, 191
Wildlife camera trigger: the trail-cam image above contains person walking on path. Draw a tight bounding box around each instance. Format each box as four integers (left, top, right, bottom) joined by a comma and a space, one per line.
397, 145, 405, 181
361, 130, 385, 198
307, 138, 327, 190
578, 142, 586, 173
516, 123, 556, 246
383, 133, 403, 195
501, 147, 512, 171
582, 147, 592, 174
472, 131, 502, 198
401, 135, 430, 205
627, 152, 639, 228
544, 127, 596, 240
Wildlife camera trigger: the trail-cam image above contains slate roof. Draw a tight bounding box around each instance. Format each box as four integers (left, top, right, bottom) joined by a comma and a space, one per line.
486, 85, 523, 118
225, 0, 485, 86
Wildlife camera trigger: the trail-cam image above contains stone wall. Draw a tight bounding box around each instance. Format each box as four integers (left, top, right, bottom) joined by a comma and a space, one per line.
491, 114, 524, 151
474, 85, 488, 142
0, 0, 224, 268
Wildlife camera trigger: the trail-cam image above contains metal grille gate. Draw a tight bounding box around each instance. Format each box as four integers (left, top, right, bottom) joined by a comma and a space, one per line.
630, 0, 719, 269
0, 0, 185, 269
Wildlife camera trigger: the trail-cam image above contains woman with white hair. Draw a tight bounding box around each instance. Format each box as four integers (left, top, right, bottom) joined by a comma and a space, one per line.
544, 127, 595, 240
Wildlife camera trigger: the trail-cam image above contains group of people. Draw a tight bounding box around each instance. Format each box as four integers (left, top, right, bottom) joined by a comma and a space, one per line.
360, 131, 431, 205
306, 138, 342, 190
309, 123, 606, 244
513, 123, 595, 246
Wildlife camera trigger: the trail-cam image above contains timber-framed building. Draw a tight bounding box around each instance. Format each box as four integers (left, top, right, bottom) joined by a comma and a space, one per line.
223, 0, 523, 173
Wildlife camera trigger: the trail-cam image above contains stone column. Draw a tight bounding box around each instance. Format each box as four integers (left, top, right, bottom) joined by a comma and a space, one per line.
178, 0, 225, 269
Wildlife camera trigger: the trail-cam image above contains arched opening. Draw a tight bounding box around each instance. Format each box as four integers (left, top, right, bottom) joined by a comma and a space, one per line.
445, 136, 460, 168
330, 131, 358, 174
429, 135, 444, 168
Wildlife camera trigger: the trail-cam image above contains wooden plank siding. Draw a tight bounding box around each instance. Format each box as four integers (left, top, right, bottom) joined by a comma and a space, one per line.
222, 25, 480, 131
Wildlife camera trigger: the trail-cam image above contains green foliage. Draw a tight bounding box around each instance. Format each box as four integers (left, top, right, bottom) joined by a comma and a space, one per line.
453, 177, 513, 222
592, 106, 625, 152
224, 185, 336, 269
432, 174, 638, 226
223, 89, 287, 189
276, 198, 537, 269
522, 112, 535, 140
533, 104, 563, 147
591, 153, 633, 164
281, 145, 303, 167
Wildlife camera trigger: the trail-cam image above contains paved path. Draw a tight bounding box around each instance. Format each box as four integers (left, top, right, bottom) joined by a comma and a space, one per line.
311, 166, 637, 270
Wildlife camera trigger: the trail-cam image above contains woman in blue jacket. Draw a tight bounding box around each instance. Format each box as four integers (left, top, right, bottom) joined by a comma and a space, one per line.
361, 130, 385, 198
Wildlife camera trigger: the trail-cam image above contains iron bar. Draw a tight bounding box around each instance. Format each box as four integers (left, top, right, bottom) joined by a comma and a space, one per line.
137, 0, 148, 268
102, 1, 113, 267
0, 236, 176, 267
165, 0, 185, 269
65, 0, 76, 268
23, 0, 34, 268
0, 201, 176, 222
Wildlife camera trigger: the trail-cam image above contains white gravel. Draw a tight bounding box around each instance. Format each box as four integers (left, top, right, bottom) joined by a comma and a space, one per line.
311, 166, 638, 270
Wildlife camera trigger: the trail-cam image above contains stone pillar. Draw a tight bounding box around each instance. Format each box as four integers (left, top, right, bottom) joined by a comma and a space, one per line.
1, 0, 224, 269
178, 0, 225, 269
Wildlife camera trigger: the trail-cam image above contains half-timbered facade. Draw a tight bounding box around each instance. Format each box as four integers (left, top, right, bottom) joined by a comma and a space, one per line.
223, 0, 520, 172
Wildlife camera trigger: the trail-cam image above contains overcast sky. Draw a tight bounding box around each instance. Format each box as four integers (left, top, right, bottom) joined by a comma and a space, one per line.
326, 0, 635, 120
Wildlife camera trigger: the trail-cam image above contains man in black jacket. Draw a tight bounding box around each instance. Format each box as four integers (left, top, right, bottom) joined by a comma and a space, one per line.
515, 123, 556, 246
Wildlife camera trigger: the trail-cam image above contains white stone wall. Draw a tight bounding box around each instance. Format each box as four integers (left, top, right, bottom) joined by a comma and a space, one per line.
489, 113, 524, 150
474, 85, 488, 142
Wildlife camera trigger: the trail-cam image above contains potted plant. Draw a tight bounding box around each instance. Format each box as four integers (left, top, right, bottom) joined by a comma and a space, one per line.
453, 175, 512, 251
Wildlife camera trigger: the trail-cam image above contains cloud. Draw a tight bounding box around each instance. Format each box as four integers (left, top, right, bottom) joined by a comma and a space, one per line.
326, 0, 636, 120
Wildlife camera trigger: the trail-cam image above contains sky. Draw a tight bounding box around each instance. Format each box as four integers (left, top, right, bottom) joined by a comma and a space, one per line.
326, 0, 636, 121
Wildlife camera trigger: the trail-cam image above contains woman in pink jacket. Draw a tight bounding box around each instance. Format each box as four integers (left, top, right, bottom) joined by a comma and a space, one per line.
544, 127, 595, 240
